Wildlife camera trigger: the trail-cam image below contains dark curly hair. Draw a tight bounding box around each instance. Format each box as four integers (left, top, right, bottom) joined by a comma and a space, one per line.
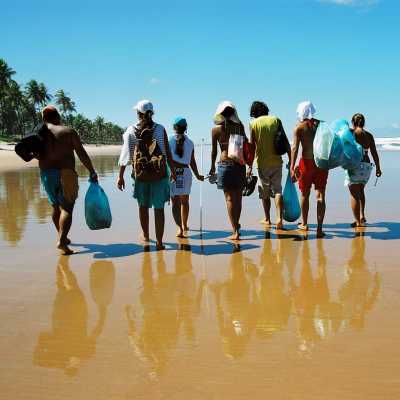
250, 101, 269, 118
352, 113, 365, 128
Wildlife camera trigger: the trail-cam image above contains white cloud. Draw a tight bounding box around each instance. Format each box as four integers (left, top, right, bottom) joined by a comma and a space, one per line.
149, 77, 160, 85
391, 123, 400, 129
319, 0, 380, 6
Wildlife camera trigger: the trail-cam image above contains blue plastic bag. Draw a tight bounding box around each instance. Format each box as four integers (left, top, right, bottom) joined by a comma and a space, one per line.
314, 122, 344, 170
330, 119, 363, 170
283, 173, 301, 223
85, 182, 112, 230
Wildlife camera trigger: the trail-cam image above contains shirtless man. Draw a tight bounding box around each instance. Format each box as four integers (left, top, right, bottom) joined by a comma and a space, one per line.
39, 105, 98, 254
290, 101, 328, 238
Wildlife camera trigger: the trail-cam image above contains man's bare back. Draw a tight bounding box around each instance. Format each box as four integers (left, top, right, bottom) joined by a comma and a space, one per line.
294, 119, 319, 160
39, 124, 89, 171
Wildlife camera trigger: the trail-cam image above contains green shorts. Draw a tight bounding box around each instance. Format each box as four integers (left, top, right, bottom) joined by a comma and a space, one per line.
133, 177, 170, 209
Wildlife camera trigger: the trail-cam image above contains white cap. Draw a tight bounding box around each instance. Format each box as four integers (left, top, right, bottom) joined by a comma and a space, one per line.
214, 100, 241, 125
134, 99, 154, 114
296, 101, 316, 122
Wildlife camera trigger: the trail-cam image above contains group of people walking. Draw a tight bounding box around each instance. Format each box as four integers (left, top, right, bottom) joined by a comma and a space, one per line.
35, 99, 382, 254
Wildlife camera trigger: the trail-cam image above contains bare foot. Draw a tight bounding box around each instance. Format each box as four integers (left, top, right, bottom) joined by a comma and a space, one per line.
156, 243, 165, 251
298, 223, 308, 231
260, 219, 272, 226
361, 217, 367, 223
57, 242, 74, 255
316, 230, 325, 238
228, 231, 240, 241
183, 226, 189, 232
276, 221, 284, 230
176, 229, 184, 238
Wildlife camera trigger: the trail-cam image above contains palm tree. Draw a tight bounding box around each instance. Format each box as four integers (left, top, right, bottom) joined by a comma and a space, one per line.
0, 59, 15, 86
94, 116, 105, 143
0, 59, 17, 135
38, 83, 52, 107
55, 89, 76, 117
25, 80, 42, 110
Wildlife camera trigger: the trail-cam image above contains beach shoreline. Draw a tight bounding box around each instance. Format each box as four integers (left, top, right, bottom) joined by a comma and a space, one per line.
0, 141, 121, 172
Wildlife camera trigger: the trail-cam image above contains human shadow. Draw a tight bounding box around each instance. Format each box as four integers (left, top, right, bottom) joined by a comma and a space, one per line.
189, 241, 259, 256
72, 238, 259, 258
321, 221, 400, 240
73, 242, 146, 259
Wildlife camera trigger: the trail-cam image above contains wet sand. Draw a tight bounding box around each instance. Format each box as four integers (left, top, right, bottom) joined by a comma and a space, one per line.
0, 150, 399, 400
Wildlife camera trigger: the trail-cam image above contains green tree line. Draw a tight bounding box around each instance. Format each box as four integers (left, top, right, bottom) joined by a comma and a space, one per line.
0, 59, 123, 144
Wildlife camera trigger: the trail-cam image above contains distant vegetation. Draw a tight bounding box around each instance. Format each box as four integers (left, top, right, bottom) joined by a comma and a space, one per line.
0, 59, 123, 144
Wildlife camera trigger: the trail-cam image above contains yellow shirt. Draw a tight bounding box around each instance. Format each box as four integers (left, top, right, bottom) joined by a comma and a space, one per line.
250, 115, 282, 169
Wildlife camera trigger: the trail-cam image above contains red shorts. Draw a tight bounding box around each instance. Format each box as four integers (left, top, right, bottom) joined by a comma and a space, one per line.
298, 158, 328, 194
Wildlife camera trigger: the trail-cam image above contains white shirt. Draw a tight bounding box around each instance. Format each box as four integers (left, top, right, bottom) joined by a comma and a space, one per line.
118, 122, 166, 167
169, 135, 194, 165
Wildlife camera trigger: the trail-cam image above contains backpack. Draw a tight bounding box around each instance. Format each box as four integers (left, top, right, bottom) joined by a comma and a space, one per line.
15, 124, 48, 162
274, 120, 290, 156
132, 125, 167, 182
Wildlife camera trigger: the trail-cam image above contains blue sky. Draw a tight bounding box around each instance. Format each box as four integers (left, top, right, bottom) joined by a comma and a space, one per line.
1, 0, 399, 140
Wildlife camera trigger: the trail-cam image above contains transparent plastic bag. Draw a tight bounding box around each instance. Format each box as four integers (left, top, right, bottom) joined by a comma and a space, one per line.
228, 134, 245, 165
314, 122, 343, 170
283, 173, 301, 222
85, 182, 112, 230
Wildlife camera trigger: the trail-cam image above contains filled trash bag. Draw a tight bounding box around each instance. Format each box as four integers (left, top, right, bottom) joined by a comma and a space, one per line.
283, 173, 301, 223
313, 122, 344, 170
85, 182, 112, 230
330, 119, 363, 170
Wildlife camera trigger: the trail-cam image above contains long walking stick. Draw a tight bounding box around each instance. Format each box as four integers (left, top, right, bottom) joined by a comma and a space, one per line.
200, 138, 204, 234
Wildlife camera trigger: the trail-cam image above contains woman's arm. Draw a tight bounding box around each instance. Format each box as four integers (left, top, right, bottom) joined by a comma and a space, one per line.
209, 127, 219, 175
117, 128, 133, 190
164, 129, 176, 181
369, 133, 382, 177
190, 149, 204, 181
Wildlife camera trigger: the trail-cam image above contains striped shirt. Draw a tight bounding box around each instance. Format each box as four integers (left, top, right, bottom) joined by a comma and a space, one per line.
118, 122, 166, 167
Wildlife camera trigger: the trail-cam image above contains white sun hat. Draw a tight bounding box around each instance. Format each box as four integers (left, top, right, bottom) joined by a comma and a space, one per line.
214, 100, 241, 125
134, 99, 154, 114
296, 101, 316, 122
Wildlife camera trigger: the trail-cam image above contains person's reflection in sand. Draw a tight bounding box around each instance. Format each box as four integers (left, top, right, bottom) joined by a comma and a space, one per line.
339, 233, 381, 332
33, 257, 115, 376
210, 250, 257, 359
175, 245, 206, 346
125, 252, 179, 379
293, 239, 340, 357
255, 239, 291, 340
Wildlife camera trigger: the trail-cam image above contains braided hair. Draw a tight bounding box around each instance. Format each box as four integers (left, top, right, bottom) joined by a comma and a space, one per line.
250, 101, 269, 118
352, 113, 365, 129
174, 124, 187, 158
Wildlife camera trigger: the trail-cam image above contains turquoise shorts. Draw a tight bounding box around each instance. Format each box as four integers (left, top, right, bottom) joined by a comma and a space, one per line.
40, 169, 79, 210
133, 177, 170, 209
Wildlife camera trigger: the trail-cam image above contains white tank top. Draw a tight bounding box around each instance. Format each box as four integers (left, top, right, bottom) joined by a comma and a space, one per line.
169, 135, 194, 165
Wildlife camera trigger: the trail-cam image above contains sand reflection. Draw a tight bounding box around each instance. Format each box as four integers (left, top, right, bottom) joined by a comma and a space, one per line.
33, 257, 115, 376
